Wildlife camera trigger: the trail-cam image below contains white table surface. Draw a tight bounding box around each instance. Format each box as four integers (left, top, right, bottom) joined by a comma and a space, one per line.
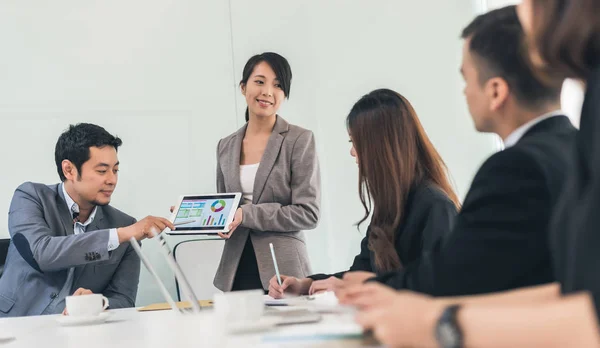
0, 307, 379, 348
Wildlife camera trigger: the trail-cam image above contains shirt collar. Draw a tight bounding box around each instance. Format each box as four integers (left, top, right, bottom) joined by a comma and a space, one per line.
61, 183, 97, 226
503, 110, 564, 148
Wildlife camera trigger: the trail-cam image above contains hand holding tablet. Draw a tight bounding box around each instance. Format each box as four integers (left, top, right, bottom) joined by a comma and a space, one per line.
167, 193, 242, 235
218, 207, 243, 239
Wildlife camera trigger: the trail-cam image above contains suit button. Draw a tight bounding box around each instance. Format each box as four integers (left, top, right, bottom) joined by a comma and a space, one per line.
50, 292, 58, 299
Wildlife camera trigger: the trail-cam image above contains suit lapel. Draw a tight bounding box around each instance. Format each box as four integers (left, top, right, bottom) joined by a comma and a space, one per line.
227, 125, 246, 194
56, 185, 75, 236
86, 207, 104, 233
253, 117, 289, 203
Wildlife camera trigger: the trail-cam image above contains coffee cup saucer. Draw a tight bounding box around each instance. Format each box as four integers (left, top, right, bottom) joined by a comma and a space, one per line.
56, 311, 111, 327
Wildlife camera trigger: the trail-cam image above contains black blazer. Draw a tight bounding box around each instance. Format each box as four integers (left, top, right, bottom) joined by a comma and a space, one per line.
377, 116, 577, 296
551, 65, 600, 317
308, 182, 457, 281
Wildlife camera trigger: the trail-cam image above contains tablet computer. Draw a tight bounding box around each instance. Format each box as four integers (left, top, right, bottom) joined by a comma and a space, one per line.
167, 193, 242, 235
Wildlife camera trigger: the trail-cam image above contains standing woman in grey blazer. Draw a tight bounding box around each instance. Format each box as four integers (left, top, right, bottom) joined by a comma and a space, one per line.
213, 52, 321, 292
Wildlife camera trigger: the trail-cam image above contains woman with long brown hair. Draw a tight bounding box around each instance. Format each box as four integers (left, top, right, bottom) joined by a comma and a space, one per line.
267, 88, 459, 298
337, 1, 600, 347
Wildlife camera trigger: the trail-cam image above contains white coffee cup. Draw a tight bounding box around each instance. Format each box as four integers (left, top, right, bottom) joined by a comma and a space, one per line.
65, 294, 109, 317
213, 290, 264, 324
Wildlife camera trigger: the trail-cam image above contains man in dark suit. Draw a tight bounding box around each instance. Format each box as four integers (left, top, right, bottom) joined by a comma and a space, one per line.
0, 123, 174, 317
365, 6, 576, 296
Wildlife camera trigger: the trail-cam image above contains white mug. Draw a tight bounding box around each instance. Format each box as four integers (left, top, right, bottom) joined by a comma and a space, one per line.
213, 290, 264, 324
65, 294, 109, 316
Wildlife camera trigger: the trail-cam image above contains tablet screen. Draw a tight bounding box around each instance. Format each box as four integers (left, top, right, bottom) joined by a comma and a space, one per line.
173, 195, 237, 231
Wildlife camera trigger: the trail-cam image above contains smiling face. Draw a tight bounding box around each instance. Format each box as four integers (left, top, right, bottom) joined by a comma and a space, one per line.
241, 61, 285, 120
62, 146, 119, 208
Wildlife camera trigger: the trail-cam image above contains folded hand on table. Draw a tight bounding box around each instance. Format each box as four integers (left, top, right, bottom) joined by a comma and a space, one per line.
310, 271, 376, 295
337, 282, 440, 348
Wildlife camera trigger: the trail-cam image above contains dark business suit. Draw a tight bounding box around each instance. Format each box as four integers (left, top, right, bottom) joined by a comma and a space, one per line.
377, 116, 577, 296
309, 182, 457, 281
551, 65, 600, 317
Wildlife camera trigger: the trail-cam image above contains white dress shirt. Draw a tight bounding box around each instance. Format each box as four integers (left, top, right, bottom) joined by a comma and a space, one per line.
503, 110, 565, 148
44, 184, 120, 314
61, 183, 119, 250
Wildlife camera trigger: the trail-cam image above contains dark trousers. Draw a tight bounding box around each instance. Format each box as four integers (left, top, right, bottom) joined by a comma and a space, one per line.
231, 236, 264, 291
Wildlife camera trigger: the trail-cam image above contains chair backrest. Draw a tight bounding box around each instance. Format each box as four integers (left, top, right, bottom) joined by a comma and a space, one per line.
0, 238, 11, 278
173, 238, 225, 301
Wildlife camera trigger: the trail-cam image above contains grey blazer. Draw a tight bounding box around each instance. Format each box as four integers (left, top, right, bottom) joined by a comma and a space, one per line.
0, 182, 140, 317
213, 116, 321, 291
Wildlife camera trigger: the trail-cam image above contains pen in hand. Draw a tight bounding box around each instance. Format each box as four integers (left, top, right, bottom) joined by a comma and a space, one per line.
269, 243, 282, 286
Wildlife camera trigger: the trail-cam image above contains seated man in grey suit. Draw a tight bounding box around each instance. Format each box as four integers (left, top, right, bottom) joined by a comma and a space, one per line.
0, 123, 174, 317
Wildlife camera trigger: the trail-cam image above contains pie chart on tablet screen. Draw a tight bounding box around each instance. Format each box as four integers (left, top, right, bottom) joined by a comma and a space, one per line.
211, 200, 226, 213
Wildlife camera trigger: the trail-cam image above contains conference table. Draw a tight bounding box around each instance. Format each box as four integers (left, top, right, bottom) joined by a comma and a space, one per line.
0, 306, 380, 347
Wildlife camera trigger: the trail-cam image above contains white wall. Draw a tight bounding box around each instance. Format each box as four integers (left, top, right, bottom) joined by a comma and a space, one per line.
0, 0, 495, 306
0, 0, 237, 306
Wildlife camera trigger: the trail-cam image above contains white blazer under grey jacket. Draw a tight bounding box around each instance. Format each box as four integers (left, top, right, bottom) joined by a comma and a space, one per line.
213, 116, 321, 291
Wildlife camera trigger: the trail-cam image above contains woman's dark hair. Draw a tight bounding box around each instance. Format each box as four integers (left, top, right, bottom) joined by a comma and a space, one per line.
240, 52, 292, 121
530, 0, 600, 79
347, 89, 460, 272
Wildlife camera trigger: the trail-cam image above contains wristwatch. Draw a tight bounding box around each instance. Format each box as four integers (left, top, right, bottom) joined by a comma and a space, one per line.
435, 304, 463, 348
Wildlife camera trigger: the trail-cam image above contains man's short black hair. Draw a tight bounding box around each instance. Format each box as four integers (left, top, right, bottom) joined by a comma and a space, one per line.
461, 5, 562, 108
55, 123, 122, 181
